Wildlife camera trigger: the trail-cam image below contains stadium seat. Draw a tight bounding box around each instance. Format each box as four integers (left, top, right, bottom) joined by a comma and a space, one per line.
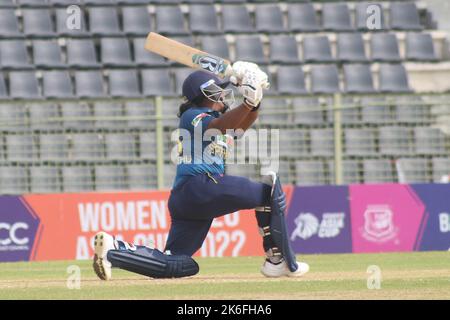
322, 3, 354, 31
255, 4, 286, 33
62, 166, 94, 192
0, 40, 32, 70
9, 71, 41, 99
124, 101, 156, 130
156, 6, 189, 36
288, 3, 320, 32
67, 39, 101, 69
93, 102, 126, 130
279, 129, 309, 157
0, 166, 29, 194
0, 0, 15, 6
0, 104, 27, 132
310, 128, 334, 156
337, 33, 368, 63
258, 97, 290, 126
328, 160, 361, 184
55, 7, 89, 37
101, 37, 135, 67
201, 36, 231, 60
269, 35, 300, 64
42, 71, 74, 99
22, 8, 55, 37
32, 40, 66, 69
127, 164, 158, 190
6, 134, 38, 162
0, 73, 7, 99
141, 69, 174, 96
310, 65, 340, 94
295, 160, 327, 186
292, 97, 324, 125
30, 166, 61, 193
390, 2, 423, 31
344, 128, 376, 156
0, 9, 22, 37
174, 68, 194, 96
343, 64, 375, 93
108, 70, 141, 98
222, 5, 254, 33
414, 127, 446, 155
89, 7, 122, 36
432, 158, 450, 183
105, 133, 137, 160
394, 95, 430, 123
61, 102, 94, 130
302, 36, 334, 63
50, 0, 83, 6
235, 36, 267, 65
360, 96, 393, 124
85, 0, 117, 4
371, 33, 401, 62
379, 126, 412, 156
363, 159, 394, 183
75, 71, 107, 98
122, 6, 152, 36
139, 131, 157, 160
19, 0, 51, 8
184, 0, 213, 3
189, 5, 220, 34
276, 66, 307, 94
396, 158, 430, 183
379, 64, 411, 93
161, 99, 181, 128
70, 133, 104, 161
28, 103, 62, 130
39, 133, 68, 161
406, 33, 438, 61
356, 2, 387, 31
326, 96, 361, 124
133, 38, 168, 67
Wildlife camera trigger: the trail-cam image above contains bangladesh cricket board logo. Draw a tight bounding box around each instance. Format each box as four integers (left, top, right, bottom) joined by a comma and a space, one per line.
361, 205, 398, 243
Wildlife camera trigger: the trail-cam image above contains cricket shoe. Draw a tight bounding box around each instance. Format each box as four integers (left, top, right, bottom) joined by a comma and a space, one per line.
93, 231, 116, 281
260, 259, 309, 278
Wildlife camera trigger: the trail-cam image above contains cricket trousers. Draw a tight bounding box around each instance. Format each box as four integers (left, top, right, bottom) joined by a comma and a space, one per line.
165, 173, 272, 256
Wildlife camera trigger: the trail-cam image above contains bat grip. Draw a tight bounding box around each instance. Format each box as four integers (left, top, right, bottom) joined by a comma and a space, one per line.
225, 66, 271, 90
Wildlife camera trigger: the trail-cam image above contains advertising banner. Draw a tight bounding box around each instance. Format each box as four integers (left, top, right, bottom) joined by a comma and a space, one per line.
0, 186, 294, 262
286, 186, 352, 254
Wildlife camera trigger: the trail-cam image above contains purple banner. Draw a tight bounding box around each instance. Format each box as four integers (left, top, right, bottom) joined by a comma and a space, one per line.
0, 196, 40, 262
411, 184, 450, 251
287, 186, 352, 254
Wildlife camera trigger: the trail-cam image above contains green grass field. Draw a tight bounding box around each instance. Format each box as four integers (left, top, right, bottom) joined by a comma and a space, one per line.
0, 251, 449, 300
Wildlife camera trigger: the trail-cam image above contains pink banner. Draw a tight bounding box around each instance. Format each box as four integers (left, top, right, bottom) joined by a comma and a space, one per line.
350, 184, 426, 253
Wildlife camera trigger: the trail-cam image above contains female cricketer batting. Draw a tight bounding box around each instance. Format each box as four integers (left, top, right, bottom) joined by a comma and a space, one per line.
93, 62, 309, 280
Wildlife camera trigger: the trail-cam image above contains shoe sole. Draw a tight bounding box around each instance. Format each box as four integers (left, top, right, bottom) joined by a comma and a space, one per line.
93, 232, 109, 281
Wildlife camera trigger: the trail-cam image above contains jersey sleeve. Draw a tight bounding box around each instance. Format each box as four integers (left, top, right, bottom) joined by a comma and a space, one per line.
180, 108, 215, 133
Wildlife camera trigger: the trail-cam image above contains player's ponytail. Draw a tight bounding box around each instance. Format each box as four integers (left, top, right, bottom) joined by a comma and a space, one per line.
178, 95, 205, 117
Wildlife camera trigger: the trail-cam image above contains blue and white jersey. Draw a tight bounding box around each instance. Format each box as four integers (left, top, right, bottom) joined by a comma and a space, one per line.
173, 106, 233, 188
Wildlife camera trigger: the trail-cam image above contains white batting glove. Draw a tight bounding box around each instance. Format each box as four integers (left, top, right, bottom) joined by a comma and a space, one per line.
230, 61, 270, 90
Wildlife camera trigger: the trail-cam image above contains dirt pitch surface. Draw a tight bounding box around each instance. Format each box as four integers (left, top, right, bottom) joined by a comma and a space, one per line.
0, 251, 449, 299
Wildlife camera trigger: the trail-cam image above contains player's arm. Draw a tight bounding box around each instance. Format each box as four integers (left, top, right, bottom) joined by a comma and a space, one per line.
234, 107, 259, 132
207, 102, 254, 134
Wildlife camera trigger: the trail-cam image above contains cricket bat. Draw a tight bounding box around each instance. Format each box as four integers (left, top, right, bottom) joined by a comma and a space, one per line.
145, 32, 234, 79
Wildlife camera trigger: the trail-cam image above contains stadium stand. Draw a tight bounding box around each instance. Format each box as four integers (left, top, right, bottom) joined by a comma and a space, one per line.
0, 0, 448, 192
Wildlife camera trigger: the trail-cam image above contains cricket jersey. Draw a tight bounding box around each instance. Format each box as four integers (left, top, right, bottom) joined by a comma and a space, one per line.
173, 106, 233, 188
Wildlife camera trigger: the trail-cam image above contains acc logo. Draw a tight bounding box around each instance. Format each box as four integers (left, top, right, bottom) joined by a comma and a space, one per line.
290, 212, 345, 240
0, 222, 29, 246
361, 205, 398, 243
